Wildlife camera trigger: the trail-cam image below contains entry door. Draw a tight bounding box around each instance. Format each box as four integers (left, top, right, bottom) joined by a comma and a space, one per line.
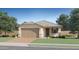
45, 28, 49, 37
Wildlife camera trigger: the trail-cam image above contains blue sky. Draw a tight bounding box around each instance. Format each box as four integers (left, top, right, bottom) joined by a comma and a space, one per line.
0, 8, 72, 24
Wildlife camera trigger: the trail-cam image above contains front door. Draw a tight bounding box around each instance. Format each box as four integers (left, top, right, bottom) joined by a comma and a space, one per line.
45, 28, 49, 37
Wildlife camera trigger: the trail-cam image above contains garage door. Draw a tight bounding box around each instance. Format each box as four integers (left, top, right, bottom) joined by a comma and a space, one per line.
21, 28, 39, 38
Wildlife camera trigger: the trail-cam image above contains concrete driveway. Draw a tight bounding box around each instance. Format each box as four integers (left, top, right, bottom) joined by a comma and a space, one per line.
8, 38, 36, 43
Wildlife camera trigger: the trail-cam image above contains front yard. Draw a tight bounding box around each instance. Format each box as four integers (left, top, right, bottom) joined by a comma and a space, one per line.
1, 37, 79, 44
0, 37, 14, 42
32, 38, 79, 44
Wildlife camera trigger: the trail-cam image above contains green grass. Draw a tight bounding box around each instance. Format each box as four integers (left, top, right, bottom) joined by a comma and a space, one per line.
0, 37, 14, 42
32, 38, 79, 44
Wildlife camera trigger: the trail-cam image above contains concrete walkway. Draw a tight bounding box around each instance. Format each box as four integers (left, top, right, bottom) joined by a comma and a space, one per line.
0, 42, 29, 46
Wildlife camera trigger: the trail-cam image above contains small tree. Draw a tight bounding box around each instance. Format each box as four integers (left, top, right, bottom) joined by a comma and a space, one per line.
56, 14, 69, 30
68, 9, 79, 38
0, 12, 17, 35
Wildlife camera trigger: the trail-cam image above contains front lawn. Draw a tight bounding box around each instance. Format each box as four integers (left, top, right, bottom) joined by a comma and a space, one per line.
32, 38, 79, 44
0, 37, 14, 42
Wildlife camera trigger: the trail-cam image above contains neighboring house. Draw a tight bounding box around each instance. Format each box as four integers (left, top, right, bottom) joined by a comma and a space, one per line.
18, 20, 62, 38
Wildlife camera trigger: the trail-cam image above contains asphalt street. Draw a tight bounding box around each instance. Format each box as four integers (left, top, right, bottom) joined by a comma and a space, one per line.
0, 43, 79, 50
0, 46, 79, 50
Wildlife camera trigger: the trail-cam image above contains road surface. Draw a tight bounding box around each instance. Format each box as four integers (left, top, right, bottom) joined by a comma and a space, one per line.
0, 43, 79, 50
0, 46, 79, 50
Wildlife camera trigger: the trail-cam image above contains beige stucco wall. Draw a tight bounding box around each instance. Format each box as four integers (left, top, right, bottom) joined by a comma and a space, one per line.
18, 27, 39, 38
60, 31, 70, 35
20, 24, 42, 28
58, 28, 61, 33
19, 23, 62, 38
18, 27, 21, 37
39, 27, 61, 38
19, 23, 43, 38
39, 28, 45, 38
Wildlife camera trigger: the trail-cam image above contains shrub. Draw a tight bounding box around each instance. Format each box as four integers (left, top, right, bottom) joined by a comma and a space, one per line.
12, 35, 16, 37
49, 36, 58, 38
49, 35, 65, 38
2, 35, 9, 37
65, 34, 77, 38
65, 35, 70, 37
58, 35, 65, 38
0, 35, 2, 37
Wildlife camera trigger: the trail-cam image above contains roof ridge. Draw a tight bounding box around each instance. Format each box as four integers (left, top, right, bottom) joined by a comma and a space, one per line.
36, 20, 61, 27
36, 20, 56, 24
20, 20, 61, 28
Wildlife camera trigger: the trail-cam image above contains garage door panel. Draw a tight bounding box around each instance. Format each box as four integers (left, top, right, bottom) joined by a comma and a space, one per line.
21, 28, 39, 38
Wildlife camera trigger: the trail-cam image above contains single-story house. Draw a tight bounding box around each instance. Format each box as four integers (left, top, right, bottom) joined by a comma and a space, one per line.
18, 20, 62, 38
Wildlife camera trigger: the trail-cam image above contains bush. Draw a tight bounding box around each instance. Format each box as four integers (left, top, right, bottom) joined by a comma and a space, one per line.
49, 36, 58, 38
65, 35, 70, 37
2, 35, 9, 37
58, 35, 65, 38
49, 35, 65, 38
65, 34, 77, 38
12, 35, 16, 37
0, 35, 2, 37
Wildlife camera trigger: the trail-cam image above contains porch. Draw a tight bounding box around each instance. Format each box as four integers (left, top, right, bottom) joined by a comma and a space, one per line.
39, 27, 61, 38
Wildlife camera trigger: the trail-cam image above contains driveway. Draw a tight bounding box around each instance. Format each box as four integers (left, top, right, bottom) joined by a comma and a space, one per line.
8, 38, 36, 43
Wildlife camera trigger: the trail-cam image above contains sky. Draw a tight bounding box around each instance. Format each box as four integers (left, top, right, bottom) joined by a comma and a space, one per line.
0, 8, 72, 24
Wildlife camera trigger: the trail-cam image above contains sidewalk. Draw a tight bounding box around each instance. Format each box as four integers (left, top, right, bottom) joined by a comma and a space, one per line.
0, 42, 29, 46
0, 43, 79, 47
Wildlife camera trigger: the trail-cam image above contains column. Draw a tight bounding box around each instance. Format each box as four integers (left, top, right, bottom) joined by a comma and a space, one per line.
58, 28, 61, 36
39, 28, 45, 38
58, 28, 61, 33
49, 28, 52, 36
18, 27, 21, 37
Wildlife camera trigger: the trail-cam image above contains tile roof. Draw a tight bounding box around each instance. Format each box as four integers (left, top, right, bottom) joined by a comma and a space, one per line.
20, 20, 62, 28
36, 20, 61, 27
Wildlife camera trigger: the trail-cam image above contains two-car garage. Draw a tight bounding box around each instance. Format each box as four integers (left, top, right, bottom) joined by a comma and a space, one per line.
18, 21, 46, 39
